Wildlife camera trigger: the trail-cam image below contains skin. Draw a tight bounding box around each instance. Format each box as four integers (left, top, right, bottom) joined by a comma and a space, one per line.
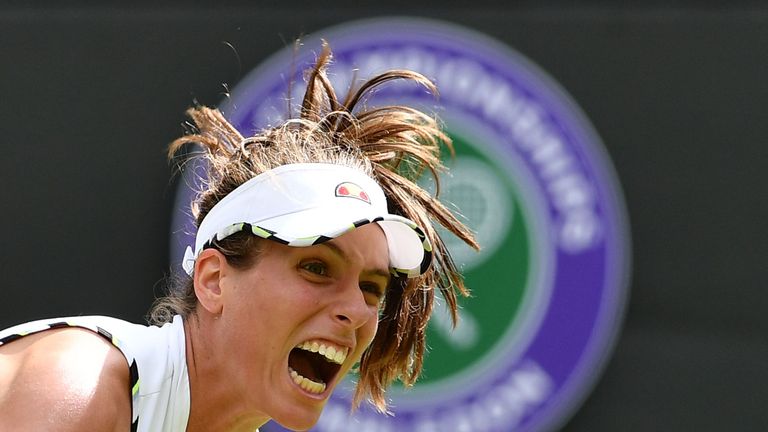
0, 328, 131, 431
0, 223, 389, 432
183, 222, 390, 432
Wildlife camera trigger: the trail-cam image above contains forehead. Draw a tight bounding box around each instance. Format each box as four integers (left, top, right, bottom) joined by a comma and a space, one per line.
263, 223, 390, 271
323, 224, 389, 267
329, 227, 391, 275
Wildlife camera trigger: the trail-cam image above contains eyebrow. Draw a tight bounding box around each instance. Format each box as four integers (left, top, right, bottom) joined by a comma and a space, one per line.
320, 241, 391, 280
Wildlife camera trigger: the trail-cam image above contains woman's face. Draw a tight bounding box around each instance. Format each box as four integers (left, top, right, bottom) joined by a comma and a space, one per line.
217, 223, 390, 430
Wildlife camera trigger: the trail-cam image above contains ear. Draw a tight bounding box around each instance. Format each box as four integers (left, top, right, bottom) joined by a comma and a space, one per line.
193, 248, 227, 315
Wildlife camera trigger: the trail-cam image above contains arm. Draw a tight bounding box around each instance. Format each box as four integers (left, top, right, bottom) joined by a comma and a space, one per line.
0, 328, 132, 431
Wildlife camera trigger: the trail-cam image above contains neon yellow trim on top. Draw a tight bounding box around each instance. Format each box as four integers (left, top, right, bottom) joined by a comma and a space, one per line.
251, 226, 272, 238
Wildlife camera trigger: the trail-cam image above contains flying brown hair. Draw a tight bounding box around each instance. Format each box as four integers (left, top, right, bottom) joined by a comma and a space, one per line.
154, 42, 479, 411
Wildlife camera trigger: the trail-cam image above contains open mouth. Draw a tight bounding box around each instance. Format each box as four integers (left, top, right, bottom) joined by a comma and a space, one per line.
288, 340, 349, 395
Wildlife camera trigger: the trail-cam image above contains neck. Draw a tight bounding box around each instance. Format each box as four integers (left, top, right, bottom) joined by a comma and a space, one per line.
184, 312, 270, 432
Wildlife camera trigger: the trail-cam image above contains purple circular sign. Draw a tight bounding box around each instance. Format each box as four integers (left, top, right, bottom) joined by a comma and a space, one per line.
171, 17, 631, 432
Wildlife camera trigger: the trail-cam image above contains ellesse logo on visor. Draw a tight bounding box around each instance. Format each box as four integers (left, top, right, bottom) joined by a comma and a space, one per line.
335, 182, 371, 204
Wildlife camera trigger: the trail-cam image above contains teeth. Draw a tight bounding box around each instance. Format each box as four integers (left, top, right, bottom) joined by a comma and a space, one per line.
297, 340, 349, 365
289, 367, 327, 394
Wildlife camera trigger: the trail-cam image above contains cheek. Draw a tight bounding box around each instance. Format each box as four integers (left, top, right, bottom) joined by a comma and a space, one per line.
358, 314, 380, 351
230, 272, 320, 331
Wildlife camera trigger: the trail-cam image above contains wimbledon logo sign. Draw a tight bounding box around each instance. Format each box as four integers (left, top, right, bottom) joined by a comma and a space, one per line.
171, 17, 631, 432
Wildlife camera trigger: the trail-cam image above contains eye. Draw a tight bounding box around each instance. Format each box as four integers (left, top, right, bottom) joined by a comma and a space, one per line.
300, 260, 328, 276
360, 282, 386, 306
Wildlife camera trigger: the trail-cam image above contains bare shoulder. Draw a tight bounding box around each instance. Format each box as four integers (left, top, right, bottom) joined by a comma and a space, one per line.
0, 327, 132, 432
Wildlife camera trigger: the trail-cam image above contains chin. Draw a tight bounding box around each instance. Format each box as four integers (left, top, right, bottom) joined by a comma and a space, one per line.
275, 418, 320, 431
272, 407, 324, 431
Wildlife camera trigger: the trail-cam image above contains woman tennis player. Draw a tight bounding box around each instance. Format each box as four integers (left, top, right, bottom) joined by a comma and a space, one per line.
0, 43, 477, 431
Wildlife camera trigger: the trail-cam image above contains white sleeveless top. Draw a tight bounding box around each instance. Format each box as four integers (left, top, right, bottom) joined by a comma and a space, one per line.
0, 315, 190, 431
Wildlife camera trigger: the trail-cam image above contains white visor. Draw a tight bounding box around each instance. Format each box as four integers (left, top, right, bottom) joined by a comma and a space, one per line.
182, 163, 432, 278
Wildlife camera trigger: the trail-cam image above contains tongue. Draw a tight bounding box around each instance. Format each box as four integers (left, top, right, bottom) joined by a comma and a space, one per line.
289, 349, 322, 382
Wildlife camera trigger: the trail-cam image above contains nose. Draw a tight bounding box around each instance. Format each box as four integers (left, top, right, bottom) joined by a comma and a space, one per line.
330, 280, 376, 329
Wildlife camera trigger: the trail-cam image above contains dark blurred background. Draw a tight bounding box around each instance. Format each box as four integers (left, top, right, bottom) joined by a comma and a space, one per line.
1, 2, 766, 430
